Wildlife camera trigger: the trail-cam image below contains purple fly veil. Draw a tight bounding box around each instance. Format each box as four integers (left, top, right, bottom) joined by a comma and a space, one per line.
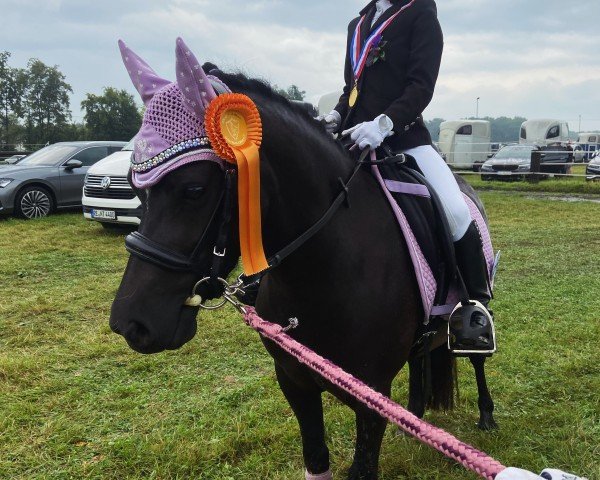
118, 38, 224, 188
118, 40, 170, 105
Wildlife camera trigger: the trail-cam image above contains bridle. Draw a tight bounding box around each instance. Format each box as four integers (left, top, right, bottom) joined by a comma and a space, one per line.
124, 138, 397, 305
125, 166, 236, 299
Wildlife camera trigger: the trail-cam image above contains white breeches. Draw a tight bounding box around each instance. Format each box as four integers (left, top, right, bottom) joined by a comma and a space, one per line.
401, 145, 472, 241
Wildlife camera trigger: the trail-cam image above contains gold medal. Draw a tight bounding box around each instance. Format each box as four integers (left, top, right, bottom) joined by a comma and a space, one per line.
349, 84, 358, 107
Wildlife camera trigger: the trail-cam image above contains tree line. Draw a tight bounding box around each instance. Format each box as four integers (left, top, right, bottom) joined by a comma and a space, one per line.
0, 51, 143, 151
0, 50, 309, 152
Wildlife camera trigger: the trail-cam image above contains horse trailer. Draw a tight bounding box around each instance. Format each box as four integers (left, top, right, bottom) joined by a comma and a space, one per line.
576, 132, 600, 161
317, 91, 343, 116
519, 119, 570, 146
437, 120, 491, 169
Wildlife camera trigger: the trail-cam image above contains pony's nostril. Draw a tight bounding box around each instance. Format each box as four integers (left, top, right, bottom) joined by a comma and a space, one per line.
127, 321, 153, 347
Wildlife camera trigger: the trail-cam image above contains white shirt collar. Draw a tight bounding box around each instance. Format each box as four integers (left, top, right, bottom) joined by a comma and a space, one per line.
372, 0, 393, 27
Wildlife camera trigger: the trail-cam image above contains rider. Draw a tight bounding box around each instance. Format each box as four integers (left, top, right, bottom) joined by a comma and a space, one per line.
320, 0, 494, 353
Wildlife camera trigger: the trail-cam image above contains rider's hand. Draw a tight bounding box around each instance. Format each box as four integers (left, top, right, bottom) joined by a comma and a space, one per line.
341, 114, 394, 150
316, 110, 341, 134
496, 467, 587, 480
540, 468, 587, 480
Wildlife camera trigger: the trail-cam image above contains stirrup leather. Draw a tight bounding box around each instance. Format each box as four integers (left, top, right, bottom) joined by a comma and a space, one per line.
448, 300, 497, 356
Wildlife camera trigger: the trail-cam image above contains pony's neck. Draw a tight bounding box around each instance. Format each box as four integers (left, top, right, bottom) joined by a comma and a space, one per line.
259, 115, 356, 262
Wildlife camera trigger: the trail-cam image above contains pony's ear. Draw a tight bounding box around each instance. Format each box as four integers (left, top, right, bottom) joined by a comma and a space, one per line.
175, 37, 217, 117
118, 40, 170, 105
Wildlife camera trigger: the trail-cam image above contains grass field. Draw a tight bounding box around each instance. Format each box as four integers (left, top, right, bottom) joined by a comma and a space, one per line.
460, 165, 600, 195
1, 192, 599, 480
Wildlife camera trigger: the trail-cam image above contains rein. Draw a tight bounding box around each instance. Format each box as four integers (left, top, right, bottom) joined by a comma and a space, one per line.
262, 148, 368, 271
124, 148, 373, 293
242, 306, 506, 480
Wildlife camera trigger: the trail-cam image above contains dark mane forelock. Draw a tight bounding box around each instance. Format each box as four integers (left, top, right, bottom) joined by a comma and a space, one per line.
216, 71, 304, 112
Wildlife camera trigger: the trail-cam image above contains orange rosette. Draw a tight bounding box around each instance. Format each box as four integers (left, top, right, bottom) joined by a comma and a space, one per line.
205, 93, 267, 275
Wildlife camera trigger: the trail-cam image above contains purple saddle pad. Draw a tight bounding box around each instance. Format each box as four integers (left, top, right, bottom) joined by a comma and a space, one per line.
371, 165, 497, 322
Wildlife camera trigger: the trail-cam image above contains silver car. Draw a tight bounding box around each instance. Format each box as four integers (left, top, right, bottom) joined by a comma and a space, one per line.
0, 141, 126, 219
480, 144, 535, 180
586, 152, 600, 180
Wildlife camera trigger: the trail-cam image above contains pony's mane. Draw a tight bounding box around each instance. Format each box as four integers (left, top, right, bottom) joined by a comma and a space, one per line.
208, 68, 351, 164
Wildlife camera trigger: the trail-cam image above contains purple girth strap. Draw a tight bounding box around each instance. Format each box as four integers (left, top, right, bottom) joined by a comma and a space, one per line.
384, 179, 431, 197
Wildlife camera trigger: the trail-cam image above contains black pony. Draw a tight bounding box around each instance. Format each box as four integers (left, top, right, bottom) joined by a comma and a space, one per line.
110, 42, 496, 480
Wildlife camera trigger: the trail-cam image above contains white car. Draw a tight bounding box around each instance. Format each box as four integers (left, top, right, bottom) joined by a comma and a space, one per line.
82, 141, 141, 227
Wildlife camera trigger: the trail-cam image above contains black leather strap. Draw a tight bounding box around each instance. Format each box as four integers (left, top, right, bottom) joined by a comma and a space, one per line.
209, 169, 237, 281
126, 231, 195, 271
265, 149, 368, 270
125, 178, 227, 274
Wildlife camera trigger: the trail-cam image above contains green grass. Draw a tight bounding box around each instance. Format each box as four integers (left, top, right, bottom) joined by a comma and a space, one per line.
1, 195, 599, 480
460, 164, 600, 195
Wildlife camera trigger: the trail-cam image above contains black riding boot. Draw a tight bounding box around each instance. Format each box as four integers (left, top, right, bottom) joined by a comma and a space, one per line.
449, 221, 496, 356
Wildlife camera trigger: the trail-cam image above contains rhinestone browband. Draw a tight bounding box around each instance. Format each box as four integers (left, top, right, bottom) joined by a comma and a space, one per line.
131, 137, 211, 172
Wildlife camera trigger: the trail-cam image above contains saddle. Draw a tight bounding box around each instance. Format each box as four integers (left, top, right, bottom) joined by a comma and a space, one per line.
367, 146, 498, 357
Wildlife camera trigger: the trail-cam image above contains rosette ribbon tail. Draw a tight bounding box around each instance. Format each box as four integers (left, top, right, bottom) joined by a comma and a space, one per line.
234, 143, 268, 275
205, 93, 268, 276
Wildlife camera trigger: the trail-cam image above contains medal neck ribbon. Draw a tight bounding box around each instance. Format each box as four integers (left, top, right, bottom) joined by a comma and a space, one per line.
205, 93, 268, 276
350, 0, 417, 83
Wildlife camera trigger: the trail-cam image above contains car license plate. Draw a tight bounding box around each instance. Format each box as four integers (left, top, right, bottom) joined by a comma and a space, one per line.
91, 209, 116, 220
496, 171, 512, 176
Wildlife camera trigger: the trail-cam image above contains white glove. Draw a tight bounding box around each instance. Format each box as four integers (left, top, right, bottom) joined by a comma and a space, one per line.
316, 110, 341, 134
496, 467, 587, 480
540, 468, 587, 480
341, 114, 394, 151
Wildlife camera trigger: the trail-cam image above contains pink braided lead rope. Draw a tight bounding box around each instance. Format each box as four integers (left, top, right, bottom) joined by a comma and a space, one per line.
243, 307, 506, 480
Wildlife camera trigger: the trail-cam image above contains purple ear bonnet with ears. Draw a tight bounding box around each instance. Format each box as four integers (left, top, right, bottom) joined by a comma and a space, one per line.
118, 38, 231, 188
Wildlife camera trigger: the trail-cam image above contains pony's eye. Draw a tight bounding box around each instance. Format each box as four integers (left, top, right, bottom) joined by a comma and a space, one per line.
184, 186, 205, 199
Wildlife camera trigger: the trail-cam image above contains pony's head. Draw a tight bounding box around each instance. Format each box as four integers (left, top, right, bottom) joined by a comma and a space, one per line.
110, 38, 334, 354
110, 39, 242, 354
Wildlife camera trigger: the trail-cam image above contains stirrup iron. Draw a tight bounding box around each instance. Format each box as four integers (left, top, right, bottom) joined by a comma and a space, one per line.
448, 300, 497, 356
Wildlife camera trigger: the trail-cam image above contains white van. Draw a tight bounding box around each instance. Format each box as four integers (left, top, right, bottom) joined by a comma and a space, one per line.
519, 119, 570, 145
576, 132, 600, 161
437, 120, 491, 169
82, 140, 141, 227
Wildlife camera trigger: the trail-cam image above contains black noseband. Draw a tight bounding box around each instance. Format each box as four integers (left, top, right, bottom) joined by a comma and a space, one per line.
125, 170, 235, 279
125, 231, 202, 272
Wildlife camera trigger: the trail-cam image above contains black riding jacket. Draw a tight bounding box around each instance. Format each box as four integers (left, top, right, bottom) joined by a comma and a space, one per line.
334, 0, 443, 151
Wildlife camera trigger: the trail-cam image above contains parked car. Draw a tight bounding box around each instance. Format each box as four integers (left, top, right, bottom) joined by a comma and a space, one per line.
0, 141, 126, 219
538, 143, 576, 174
480, 144, 537, 180
586, 152, 600, 180
82, 140, 141, 227
472, 143, 507, 172
480, 143, 574, 180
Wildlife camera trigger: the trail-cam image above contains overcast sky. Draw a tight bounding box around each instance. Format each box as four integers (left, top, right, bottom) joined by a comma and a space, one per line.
2, 0, 600, 131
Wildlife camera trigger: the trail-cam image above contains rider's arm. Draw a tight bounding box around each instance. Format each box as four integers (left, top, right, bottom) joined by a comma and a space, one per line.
383, 2, 443, 132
